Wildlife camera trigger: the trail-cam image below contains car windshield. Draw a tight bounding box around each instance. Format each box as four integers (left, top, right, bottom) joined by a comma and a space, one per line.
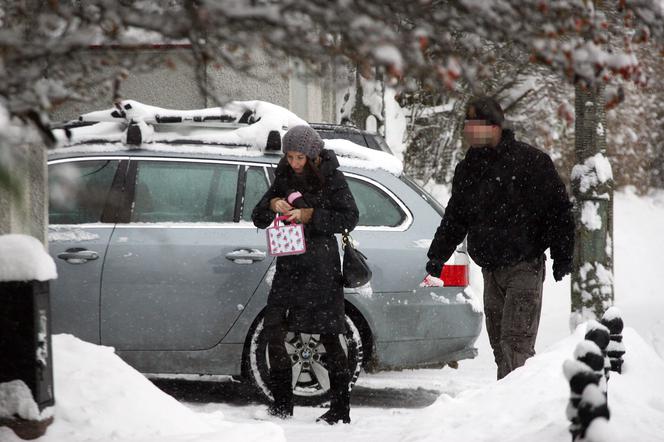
399, 174, 445, 218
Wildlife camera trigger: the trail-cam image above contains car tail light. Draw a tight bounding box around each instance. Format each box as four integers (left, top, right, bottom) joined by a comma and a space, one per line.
440, 264, 469, 287
441, 249, 469, 287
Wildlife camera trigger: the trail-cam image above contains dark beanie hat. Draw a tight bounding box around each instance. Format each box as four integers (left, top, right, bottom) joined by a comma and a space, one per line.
282, 125, 324, 159
466, 96, 505, 127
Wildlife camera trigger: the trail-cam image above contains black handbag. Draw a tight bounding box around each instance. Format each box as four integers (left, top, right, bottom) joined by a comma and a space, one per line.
341, 230, 372, 288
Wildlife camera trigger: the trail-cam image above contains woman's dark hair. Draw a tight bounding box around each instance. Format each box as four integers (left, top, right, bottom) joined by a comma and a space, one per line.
279, 154, 325, 191
304, 156, 325, 188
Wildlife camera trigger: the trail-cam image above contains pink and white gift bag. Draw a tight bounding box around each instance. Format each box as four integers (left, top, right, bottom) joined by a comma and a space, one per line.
266, 215, 307, 256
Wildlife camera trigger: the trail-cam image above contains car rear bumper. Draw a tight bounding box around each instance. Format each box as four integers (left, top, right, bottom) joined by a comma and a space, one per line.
349, 287, 483, 371
373, 339, 479, 371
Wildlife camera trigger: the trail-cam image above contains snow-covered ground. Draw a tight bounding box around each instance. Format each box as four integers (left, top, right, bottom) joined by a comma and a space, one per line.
2, 188, 663, 442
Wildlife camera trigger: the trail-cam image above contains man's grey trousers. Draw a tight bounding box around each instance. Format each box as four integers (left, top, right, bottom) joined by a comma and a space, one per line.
482, 254, 546, 380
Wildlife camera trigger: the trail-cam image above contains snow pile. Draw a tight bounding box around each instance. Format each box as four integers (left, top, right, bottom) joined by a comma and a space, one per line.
0, 380, 53, 421
401, 325, 664, 442
0, 334, 284, 442
325, 138, 403, 175
0, 234, 57, 282
613, 189, 664, 359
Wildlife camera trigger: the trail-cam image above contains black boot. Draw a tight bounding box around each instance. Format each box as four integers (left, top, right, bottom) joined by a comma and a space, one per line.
267, 369, 293, 419
317, 369, 351, 425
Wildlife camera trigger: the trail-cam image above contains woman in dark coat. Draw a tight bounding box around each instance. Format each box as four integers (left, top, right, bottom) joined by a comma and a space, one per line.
252, 125, 359, 424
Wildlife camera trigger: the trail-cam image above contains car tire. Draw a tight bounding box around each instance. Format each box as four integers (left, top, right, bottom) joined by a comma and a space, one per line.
246, 314, 364, 406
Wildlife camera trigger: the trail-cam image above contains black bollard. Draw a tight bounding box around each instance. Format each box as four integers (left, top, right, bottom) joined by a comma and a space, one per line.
564, 358, 604, 441
584, 320, 611, 380
576, 384, 610, 440
601, 307, 625, 374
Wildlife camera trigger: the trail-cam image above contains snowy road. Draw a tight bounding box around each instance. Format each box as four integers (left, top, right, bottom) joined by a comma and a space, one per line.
170, 332, 498, 442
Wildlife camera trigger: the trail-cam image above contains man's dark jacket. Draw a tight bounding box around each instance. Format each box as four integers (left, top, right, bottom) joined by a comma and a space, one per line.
427, 129, 574, 271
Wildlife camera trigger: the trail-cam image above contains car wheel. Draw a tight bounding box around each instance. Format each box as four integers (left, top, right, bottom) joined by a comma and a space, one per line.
246, 314, 363, 406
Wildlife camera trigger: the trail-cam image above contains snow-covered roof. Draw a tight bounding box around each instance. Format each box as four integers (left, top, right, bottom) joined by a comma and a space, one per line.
52, 100, 404, 175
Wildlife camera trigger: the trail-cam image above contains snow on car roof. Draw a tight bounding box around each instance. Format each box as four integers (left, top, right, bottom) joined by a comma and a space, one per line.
324, 138, 403, 175
54, 99, 306, 149
52, 100, 404, 175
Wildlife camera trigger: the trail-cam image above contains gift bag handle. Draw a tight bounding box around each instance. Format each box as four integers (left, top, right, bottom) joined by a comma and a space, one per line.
273, 215, 290, 227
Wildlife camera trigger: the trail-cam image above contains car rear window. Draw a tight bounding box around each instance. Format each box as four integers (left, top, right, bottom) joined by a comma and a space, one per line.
399, 175, 445, 218
347, 178, 406, 227
317, 131, 369, 148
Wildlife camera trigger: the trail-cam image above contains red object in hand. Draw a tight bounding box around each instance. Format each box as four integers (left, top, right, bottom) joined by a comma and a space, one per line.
440, 264, 469, 287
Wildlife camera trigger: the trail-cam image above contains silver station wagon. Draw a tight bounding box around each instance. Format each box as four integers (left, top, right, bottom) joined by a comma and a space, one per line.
47, 100, 482, 404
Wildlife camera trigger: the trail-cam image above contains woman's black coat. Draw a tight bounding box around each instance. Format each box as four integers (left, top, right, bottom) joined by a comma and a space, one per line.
252, 149, 359, 334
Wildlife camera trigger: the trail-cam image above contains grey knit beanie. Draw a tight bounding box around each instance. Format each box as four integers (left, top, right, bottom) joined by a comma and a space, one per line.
281, 125, 324, 159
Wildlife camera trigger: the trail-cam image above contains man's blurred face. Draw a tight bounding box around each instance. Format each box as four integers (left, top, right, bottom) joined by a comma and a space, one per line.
463, 119, 500, 148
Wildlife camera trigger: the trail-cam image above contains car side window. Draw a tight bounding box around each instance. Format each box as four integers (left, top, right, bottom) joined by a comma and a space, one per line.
347, 177, 406, 227
131, 161, 239, 223
243, 167, 269, 222
49, 160, 120, 224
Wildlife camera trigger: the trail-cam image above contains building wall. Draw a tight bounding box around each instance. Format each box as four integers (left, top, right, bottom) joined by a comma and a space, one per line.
0, 141, 48, 244
50, 47, 336, 124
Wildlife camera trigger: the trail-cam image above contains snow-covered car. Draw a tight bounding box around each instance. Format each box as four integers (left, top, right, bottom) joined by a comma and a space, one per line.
46, 100, 482, 405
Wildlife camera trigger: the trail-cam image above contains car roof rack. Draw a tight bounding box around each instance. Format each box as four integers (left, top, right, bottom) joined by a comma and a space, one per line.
78, 100, 260, 129
55, 99, 302, 152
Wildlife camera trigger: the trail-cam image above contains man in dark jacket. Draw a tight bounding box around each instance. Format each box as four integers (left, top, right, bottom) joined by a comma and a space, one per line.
426, 96, 575, 380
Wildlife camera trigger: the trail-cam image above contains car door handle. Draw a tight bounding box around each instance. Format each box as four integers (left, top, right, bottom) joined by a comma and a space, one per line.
225, 249, 266, 264
57, 248, 99, 264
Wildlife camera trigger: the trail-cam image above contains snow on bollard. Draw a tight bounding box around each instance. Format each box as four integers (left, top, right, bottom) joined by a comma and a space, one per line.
601, 307, 625, 374
584, 320, 611, 380
577, 384, 610, 442
564, 331, 611, 442
564, 359, 603, 440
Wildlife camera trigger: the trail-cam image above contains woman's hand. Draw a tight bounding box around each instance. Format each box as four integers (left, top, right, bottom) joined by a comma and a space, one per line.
287, 208, 313, 224
270, 198, 293, 214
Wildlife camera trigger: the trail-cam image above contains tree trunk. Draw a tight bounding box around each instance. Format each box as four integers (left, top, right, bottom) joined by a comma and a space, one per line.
570, 82, 615, 329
